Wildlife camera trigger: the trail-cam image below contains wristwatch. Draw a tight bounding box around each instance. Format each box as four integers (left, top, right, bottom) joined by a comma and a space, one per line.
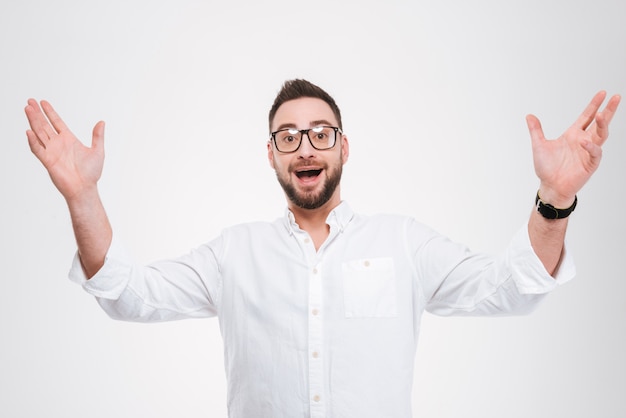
535, 192, 577, 219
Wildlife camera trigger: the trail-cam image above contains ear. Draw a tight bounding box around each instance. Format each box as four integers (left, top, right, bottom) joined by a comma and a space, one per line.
267, 141, 275, 169
341, 134, 350, 164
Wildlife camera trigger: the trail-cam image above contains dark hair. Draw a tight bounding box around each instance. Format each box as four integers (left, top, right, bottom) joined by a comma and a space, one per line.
268, 79, 343, 131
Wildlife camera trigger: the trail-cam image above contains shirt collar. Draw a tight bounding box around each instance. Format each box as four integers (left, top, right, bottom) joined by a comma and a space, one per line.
284, 201, 354, 235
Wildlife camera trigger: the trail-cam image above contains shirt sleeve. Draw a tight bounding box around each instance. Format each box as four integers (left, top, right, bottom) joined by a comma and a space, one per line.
68, 235, 222, 322
415, 222, 575, 316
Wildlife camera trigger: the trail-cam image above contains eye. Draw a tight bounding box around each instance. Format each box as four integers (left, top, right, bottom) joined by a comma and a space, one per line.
276, 130, 299, 144
311, 127, 330, 142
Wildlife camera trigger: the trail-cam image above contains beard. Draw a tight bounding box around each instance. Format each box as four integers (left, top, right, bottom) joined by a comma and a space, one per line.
276, 159, 343, 210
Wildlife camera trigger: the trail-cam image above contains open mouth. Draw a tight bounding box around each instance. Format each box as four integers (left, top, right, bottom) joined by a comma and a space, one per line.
295, 169, 323, 180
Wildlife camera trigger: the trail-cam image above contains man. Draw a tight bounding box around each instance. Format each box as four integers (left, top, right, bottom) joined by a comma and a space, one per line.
24, 79, 620, 417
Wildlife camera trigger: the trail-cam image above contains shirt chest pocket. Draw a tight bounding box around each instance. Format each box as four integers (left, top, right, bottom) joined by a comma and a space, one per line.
342, 257, 397, 318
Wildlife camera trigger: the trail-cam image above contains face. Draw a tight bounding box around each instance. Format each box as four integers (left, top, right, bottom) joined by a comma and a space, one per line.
268, 97, 349, 211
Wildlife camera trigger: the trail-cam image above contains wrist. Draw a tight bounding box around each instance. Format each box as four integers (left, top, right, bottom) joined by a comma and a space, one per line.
65, 185, 102, 210
535, 190, 577, 220
536, 186, 576, 209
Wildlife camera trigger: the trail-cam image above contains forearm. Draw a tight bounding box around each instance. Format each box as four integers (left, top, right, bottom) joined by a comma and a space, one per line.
66, 186, 112, 278
527, 189, 573, 276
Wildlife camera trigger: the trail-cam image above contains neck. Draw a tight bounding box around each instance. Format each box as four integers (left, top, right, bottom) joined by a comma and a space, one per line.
288, 195, 341, 250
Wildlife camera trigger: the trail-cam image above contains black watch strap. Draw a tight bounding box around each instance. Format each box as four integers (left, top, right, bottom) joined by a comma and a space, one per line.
535, 192, 577, 219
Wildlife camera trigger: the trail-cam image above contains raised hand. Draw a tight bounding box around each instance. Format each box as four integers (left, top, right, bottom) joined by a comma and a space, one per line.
24, 99, 105, 202
526, 91, 621, 207
25, 100, 111, 277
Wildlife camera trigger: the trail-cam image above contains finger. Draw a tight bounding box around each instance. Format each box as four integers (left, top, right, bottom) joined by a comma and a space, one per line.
574, 90, 607, 131
526, 114, 546, 148
581, 140, 603, 169
25, 99, 57, 141
26, 129, 47, 159
24, 100, 44, 133
40, 100, 70, 134
592, 94, 621, 145
594, 111, 609, 145
599, 94, 621, 127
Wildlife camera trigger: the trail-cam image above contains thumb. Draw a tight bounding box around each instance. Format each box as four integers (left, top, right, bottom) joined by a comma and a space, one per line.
91, 121, 105, 152
525, 114, 545, 148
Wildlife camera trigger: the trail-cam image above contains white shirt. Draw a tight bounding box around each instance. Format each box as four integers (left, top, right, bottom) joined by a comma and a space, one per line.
69, 201, 574, 418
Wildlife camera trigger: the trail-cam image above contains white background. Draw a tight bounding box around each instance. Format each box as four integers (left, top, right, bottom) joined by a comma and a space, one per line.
1, 0, 625, 417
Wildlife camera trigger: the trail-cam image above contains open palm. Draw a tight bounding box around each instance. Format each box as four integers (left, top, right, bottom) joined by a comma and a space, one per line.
527, 91, 621, 206
25, 99, 105, 201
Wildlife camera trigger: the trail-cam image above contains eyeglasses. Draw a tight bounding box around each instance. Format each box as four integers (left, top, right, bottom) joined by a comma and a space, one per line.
270, 126, 342, 153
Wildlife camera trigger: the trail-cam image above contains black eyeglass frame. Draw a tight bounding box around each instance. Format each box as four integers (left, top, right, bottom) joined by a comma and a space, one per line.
270, 126, 343, 153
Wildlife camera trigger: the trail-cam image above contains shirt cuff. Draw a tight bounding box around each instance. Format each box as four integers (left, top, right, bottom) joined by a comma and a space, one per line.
508, 223, 576, 294
68, 236, 133, 300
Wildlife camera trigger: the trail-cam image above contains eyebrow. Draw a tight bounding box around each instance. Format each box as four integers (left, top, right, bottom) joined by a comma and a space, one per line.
274, 119, 335, 131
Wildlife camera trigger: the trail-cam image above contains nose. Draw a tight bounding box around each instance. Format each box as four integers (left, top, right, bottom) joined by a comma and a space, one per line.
296, 132, 316, 158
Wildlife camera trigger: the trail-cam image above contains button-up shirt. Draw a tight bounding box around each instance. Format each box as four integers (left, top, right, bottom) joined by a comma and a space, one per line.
70, 202, 574, 418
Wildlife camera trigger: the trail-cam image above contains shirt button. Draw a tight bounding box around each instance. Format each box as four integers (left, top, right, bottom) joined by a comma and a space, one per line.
311, 308, 319, 316
312, 268, 318, 274
313, 395, 321, 403
312, 351, 319, 358
304, 238, 310, 244
364, 260, 370, 267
